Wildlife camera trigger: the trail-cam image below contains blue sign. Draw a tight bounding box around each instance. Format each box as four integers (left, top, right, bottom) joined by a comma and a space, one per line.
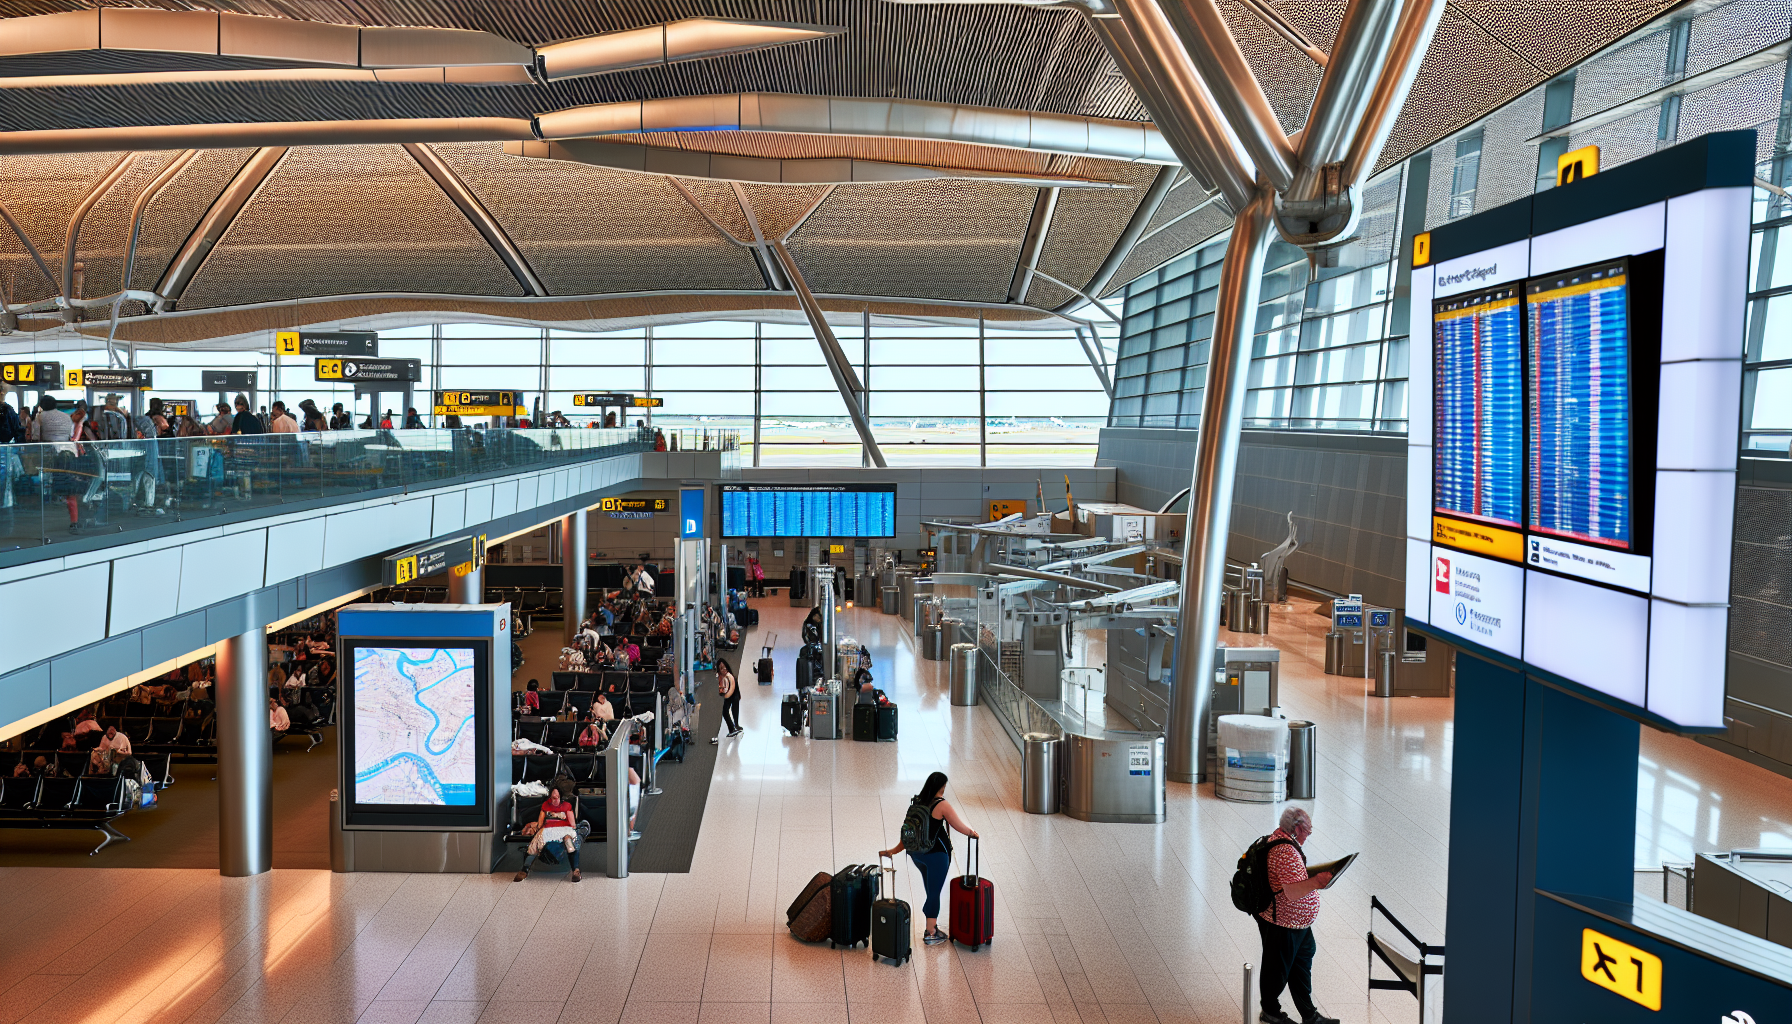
1337, 614, 1363, 629
1370, 610, 1392, 627
679, 487, 705, 539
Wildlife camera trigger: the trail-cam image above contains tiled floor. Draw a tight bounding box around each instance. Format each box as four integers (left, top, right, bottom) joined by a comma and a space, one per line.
4, 595, 1790, 1024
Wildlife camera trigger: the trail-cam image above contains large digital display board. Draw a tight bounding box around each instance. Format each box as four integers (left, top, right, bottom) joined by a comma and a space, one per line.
339, 627, 495, 829
720, 484, 896, 537
1405, 133, 1750, 730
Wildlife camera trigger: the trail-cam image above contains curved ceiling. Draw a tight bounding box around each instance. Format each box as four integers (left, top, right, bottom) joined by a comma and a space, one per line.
0, 0, 1688, 344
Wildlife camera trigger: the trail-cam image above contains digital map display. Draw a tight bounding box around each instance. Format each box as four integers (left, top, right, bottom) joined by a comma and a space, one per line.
353, 647, 478, 806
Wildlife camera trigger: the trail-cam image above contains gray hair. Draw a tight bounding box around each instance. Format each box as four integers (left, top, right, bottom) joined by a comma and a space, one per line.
1279, 807, 1312, 833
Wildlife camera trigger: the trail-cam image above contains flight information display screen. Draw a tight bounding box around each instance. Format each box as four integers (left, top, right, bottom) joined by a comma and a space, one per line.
1527, 259, 1634, 550
720, 484, 896, 537
1433, 284, 1524, 529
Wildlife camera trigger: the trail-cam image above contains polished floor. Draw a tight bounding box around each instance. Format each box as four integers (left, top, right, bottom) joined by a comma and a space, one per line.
3, 595, 1790, 1024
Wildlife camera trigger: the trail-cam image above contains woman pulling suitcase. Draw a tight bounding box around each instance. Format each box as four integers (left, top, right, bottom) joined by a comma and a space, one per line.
881, 771, 979, 945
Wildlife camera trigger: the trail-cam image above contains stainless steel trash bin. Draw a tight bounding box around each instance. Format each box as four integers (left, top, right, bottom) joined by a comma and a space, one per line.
1287, 720, 1316, 799
809, 689, 840, 739
1225, 587, 1249, 630
882, 586, 899, 615
1324, 631, 1343, 675
941, 616, 963, 647
1023, 733, 1061, 814
950, 643, 978, 705
1374, 649, 1397, 697
922, 623, 944, 660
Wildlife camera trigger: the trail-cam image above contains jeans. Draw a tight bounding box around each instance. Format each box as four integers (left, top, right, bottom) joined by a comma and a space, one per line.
546, 839, 579, 871
722, 692, 741, 732
1255, 916, 1317, 1020
909, 848, 951, 920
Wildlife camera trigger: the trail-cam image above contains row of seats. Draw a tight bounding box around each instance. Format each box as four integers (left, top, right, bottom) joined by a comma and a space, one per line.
0, 774, 134, 855
4, 750, 175, 788
550, 670, 672, 693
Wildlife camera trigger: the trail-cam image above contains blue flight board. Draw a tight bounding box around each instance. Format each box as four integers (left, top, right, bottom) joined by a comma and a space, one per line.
720, 485, 896, 537
1433, 284, 1524, 529
1527, 259, 1633, 550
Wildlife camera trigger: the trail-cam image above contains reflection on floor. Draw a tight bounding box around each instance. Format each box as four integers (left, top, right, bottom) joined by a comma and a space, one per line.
2, 594, 1789, 1024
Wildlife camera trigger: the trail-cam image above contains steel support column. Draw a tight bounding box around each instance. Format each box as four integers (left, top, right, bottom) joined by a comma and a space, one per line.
449, 564, 483, 604
1167, 191, 1275, 784
767, 240, 888, 468
562, 512, 588, 647
1286, 0, 1402, 200
1158, 0, 1297, 192
217, 626, 272, 876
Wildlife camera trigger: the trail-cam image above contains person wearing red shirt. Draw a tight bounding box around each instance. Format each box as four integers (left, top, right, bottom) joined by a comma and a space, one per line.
1255, 808, 1337, 1024
514, 785, 582, 883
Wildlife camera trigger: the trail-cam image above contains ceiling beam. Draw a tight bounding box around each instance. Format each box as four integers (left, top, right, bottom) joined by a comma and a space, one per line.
154, 147, 287, 309
403, 142, 546, 297
120, 149, 199, 300
767, 239, 888, 468
1056, 164, 1183, 312
1009, 187, 1061, 303
63, 152, 137, 300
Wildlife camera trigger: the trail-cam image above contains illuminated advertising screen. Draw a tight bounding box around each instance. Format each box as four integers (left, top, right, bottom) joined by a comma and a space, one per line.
719, 484, 897, 537
340, 635, 493, 828
1404, 135, 1748, 730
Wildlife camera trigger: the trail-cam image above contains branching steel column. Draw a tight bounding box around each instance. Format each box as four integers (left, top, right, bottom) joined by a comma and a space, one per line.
404, 142, 546, 296
1286, 0, 1402, 201
1340, 0, 1449, 187
1167, 190, 1274, 784
1159, 0, 1297, 193
63, 152, 136, 299
1009, 186, 1060, 302
156, 146, 287, 307
1060, 164, 1180, 313
768, 240, 888, 468
120, 149, 198, 298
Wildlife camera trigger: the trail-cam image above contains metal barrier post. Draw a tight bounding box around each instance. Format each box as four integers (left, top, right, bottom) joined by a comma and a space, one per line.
647, 693, 664, 795
1241, 963, 1254, 1024
604, 729, 629, 878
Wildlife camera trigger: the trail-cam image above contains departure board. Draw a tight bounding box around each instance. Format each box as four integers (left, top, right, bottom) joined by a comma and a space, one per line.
1527, 259, 1633, 550
720, 485, 896, 537
1433, 284, 1524, 529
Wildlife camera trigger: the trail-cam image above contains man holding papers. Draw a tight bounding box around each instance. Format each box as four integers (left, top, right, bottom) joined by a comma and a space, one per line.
1256, 807, 1343, 1024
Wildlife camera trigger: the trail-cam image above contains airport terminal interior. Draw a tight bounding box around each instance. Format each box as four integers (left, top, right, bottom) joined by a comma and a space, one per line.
1, 0, 1791, 1021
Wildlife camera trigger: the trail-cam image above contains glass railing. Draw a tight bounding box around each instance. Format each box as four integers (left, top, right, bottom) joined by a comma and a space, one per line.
0, 425, 685, 556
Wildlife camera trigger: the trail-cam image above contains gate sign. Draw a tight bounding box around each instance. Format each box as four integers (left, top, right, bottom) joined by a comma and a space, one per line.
679, 487, 705, 539
383, 534, 480, 586
277, 331, 377, 357
66, 368, 152, 390
201, 370, 258, 390
572, 392, 663, 408
316, 358, 421, 382
434, 391, 523, 416
0, 361, 59, 385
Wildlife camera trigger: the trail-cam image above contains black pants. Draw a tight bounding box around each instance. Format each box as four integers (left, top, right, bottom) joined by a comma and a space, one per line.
1256, 916, 1317, 1020
722, 691, 741, 732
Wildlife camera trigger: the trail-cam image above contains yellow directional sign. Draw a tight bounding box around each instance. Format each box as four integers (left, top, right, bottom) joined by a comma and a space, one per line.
276, 331, 301, 356
1412, 231, 1431, 267
0, 361, 58, 384
1558, 144, 1600, 187
392, 555, 419, 586
988, 499, 1027, 521
317, 359, 344, 380
1580, 928, 1661, 1011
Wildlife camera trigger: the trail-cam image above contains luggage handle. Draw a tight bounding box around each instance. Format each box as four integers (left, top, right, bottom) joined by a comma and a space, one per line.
880, 851, 897, 884
961, 835, 980, 886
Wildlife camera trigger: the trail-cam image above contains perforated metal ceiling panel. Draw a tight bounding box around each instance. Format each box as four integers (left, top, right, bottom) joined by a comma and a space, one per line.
70, 149, 182, 301
0, 150, 128, 303
787, 179, 1037, 303
671, 176, 754, 241
1025, 160, 1161, 308
125, 148, 253, 295
1144, 172, 1217, 234
601, 130, 1143, 180
180, 143, 524, 308
737, 183, 834, 239
1100, 200, 1233, 297
432, 140, 765, 294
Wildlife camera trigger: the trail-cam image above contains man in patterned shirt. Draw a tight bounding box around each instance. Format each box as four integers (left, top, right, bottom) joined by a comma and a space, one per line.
1256, 807, 1337, 1024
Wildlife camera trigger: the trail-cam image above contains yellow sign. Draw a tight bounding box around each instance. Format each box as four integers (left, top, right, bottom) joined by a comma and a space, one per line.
829, 544, 844, 554
316, 359, 344, 380
1580, 928, 1661, 1011
1413, 231, 1431, 267
276, 331, 300, 356
65, 369, 81, 388
599, 497, 667, 513
392, 555, 418, 586
988, 499, 1027, 521
451, 561, 474, 577
1432, 516, 1523, 562
1558, 145, 1600, 187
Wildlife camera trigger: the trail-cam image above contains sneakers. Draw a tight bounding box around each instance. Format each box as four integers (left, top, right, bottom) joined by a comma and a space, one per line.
729, 728, 743, 737
922, 930, 949, 946
710, 737, 719, 745
569, 869, 581, 883
1258, 1012, 1294, 1024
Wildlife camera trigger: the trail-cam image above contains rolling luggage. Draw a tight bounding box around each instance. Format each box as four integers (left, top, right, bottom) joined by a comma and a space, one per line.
781, 693, 806, 736
872, 854, 912, 966
756, 633, 776, 685
796, 648, 814, 691
830, 864, 878, 948
788, 870, 834, 942
743, 608, 759, 627
852, 702, 879, 742
876, 703, 898, 742
949, 836, 995, 951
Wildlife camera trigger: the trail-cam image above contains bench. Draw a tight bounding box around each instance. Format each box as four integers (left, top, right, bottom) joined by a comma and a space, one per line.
0, 774, 134, 854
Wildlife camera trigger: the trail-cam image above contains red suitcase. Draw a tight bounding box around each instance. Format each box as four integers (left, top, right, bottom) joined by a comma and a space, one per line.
948, 836, 994, 951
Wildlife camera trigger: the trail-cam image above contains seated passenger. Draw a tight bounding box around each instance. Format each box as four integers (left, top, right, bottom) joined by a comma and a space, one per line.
577, 714, 606, 748
592, 692, 616, 722
522, 679, 541, 713
73, 709, 102, 736
513, 784, 582, 883
269, 697, 290, 738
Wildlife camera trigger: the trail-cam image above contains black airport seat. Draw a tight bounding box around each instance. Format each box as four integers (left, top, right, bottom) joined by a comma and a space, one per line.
551, 673, 582, 692
514, 754, 560, 784
535, 692, 567, 716
34, 777, 80, 813
0, 776, 38, 811
144, 717, 184, 746
558, 753, 598, 782
57, 752, 90, 777
565, 692, 595, 717
542, 722, 580, 749
71, 776, 128, 816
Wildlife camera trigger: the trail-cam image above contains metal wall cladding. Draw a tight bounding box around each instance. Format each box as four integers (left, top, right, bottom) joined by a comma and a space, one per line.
0, 150, 130, 304
1099, 201, 1233, 298
785, 179, 1037, 303
1732, 482, 1792, 673
68, 150, 185, 301
1684, 0, 1791, 77
1025, 160, 1163, 308
179, 144, 524, 309
1472, 89, 1548, 215
433, 141, 764, 294
1675, 64, 1789, 147
1142, 172, 1207, 235
127, 148, 256, 293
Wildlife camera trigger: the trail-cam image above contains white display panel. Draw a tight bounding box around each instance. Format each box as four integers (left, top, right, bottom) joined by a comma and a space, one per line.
1524, 572, 1649, 706
1408, 266, 1435, 445
1648, 469, 1736, 606
1529, 203, 1665, 276
1431, 239, 1529, 297
1406, 444, 1433, 540
1430, 549, 1525, 658
1406, 539, 1433, 625
1646, 601, 1728, 728
1661, 188, 1751, 362
1656, 359, 1744, 470
1525, 535, 1652, 592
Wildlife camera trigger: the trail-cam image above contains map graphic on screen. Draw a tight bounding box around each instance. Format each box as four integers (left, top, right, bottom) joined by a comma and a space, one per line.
353, 647, 478, 806
1527, 259, 1633, 550
1433, 284, 1524, 529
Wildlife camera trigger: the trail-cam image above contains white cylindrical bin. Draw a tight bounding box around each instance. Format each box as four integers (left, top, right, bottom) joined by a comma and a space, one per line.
1215, 714, 1289, 803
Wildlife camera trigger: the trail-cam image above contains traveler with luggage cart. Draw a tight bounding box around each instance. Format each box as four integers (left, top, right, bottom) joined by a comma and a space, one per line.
881, 771, 981, 946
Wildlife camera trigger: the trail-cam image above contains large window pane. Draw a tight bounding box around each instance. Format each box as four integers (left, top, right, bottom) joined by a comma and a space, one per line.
654, 391, 754, 416
1301, 305, 1388, 350
986, 391, 1108, 416
983, 365, 1099, 390
550, 335, 645, 364
652, 366, 752, 390
1296, 341, 1385, 385
654, 321, 754, 338
654, 338, 754, 364
761, 366, 837, 390
439, 367, 539, 389
442, 323, 540, 339
872, 365, 978, 390
442, 338, 539, 365
984, 336, 1091, 364
1746, 293, 1792, 363
760, 338, 826, 364
869, 392, 980, 416
553, 366, 646, 392
761, 391, 849, 416
1750, 367, 1792, 429
871, 338, 978, 364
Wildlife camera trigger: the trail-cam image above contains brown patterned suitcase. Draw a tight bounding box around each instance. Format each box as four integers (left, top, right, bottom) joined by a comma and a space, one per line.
788, 871, 834, 942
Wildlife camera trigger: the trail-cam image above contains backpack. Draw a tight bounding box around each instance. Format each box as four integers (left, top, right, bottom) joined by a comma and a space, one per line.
899, 798, 941, 856
1230, 834, 1301, 915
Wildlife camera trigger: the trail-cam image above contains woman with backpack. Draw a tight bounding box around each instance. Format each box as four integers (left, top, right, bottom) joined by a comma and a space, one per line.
881, 771, 979, 946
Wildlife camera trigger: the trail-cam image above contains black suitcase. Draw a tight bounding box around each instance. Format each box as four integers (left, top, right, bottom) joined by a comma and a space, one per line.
830, 864, 877, 949
876, 703, 898, 741
852, 703, 878, 742
756, 634, 776, 685
872, 855, 912, 965
796, 647, 815, 691
743, 608, 760, 626
781, 694, 805, 735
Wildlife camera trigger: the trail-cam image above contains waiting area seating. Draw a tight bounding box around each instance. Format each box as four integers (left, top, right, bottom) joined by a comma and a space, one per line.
0, 773, 134, 854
